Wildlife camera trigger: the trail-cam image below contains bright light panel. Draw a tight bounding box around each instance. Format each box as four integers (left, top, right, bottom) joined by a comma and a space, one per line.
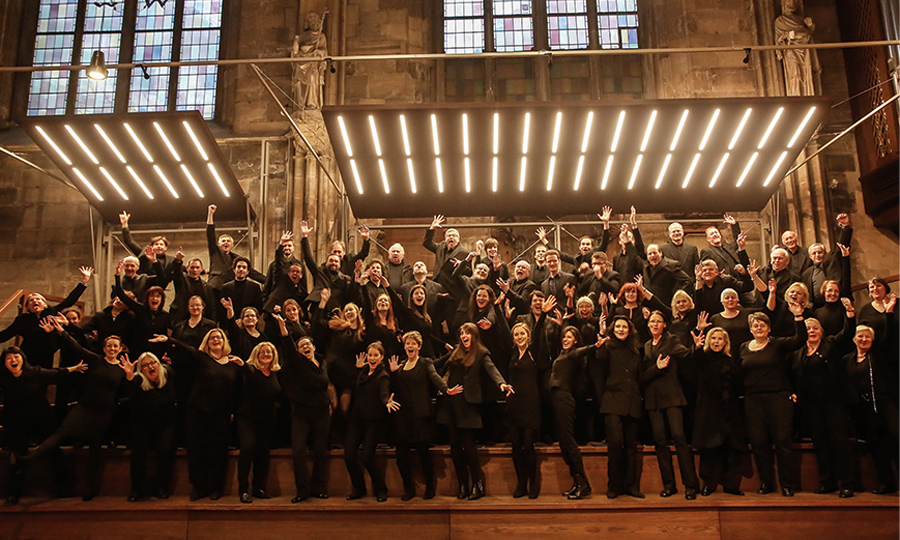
493, 113, 499, 155
464, 157, 471, 193
154, 122, 181, 162
787, 106, 817, 148
99, 166, 128, 200
573, 154, 585, 191
763, 151, 789, 187
670, 110, 689, 151
183, 121, 209, 161
153, 165, 179, 198
551, 112, 562, 154
65, 125, 99, 164
492, 156, 498, 192
126, 165, 154, 199
350, 159, 364, 194
611, 111, 625, 152
207, 163, 230, 197
698, 109, 720, 151
519, 156, 527, 192
72, 168, 102, 200
125, 123, 154, 162
655, 153, 672, 189
378, 158, 390, 193
601, 155, 614, 190
338, 116, 353, 157
36, 126, 72, 165
546, 155, 556, 191
430, 114, 441, 156
640, 110, 657, 152
406, 158, 417, 193
736, 152, 758, 187
709, 153, 729, 188
728, 108, 752, 150
628, 154, 642, 190
368, 115, 383, 157
95, 125, 126, 163
580, 111, 594, 153
682, 153, 701, 188
180, 164, 204, 197
435, 157, 444, 193
462, 113, 469, 156
400, 115, 411, 157
758, 107, 784, 149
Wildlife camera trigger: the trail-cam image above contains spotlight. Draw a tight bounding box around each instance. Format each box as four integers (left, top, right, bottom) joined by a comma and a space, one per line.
743, 48, 751, 65
86, 50, 108, 81
138, 64, 150, 80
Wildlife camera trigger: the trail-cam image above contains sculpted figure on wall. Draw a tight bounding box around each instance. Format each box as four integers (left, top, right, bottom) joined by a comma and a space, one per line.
774, 0, 820, 96
292, 11, 328, 110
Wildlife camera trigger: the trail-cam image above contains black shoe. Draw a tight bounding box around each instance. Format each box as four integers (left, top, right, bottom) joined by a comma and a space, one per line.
660, 487, 678, 498
701, 485, 715, 497
781, 487, 794, 497
311, 492, 328, 499
154, 488, 169, 500
757, 484, 773, 495
513, 483, 527, 498
190, 487, 204, 501
606, 491, 619, 499
127, 492, 141, 502
240, 492, 252, 504
423, 485, 436, 500
401, 489, 415, 501
4, 496, 19, 507
685, 488, 697, 500
457, 483, 470, 500
291, 495, 308, 503
814, 485, 836, 494
209, 490, 222, 501
724, 488, 745, 496
82, 492, 96, 502
839, 489, 854, 498
873, 485, 896, 495
562, 483, 578, 497
252, 489, 271, 499
567, 483, 592, 500
376, 493, 388, 503
528, 480, 540, 499
626, 490, 645, 499
469, 480, 485, 500
346, 490, 366, 500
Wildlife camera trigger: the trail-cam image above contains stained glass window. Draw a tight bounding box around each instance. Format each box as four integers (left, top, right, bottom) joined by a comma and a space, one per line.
28, 0, 223, 119
444, 0, 638, 54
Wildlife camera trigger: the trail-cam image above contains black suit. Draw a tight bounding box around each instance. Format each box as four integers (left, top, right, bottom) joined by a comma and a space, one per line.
220, 279, 263, 316
699, 222, 743, 273
661, 241, 700, 280
643, 257, 692, 306
541, 271, 576, 307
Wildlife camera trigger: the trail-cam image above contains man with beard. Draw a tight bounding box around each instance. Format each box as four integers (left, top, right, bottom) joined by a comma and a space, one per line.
300, 221, 352, 313
263, 231, 303, 303
423, 215, 470, 291
169, 252, 215, 322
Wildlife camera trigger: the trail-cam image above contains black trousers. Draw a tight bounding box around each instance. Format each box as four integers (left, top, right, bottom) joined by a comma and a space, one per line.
129, 419, 177, 496
744, 392, 797, 489
290, 404, 331, 498
647, 406, 699, 491
510, 425, 538, 489
698, 445, 743, 492
552, 389, 587, 481
5, 421, 67, 499
237, 414, 275, 493
447, 425, 481, 487
396, 441, 435, 493
344, 419, 386, 495
854, 400, 899, 491
185, 409, 231, 494
804, 397, 853, 489
605, 413, 640, 494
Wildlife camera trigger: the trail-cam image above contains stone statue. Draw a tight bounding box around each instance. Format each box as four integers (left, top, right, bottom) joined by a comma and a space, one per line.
292, 11, 328, 110
774, 0, 820, 96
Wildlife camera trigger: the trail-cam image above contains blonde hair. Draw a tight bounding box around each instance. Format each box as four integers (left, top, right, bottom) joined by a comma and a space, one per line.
199, 328, 232, 357
402, 331, 423, 347
703, 327, 732, 357
247, 342, 281, 372
671, 289, 694, 318
137, 352, 168, 391
784, 282, 811, 309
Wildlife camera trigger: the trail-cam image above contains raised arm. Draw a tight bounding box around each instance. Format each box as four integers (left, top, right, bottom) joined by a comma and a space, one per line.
119, 211, 143, 257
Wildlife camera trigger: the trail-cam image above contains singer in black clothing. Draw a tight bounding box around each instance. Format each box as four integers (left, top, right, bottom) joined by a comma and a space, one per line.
1, 346, 86, 505
739, 309, 807, 497
149, 329, 244, 501
221, 302, 266, 361
236, 342, 282, 503
387, 331, 448, 500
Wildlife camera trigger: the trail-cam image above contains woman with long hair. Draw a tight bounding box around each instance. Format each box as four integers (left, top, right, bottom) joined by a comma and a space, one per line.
387, 331, 449, 500
236, 342, 282, 503
391, 283, 449, 359
613, 277, 667, 344
315, 288, 366, 415
435, 323, 513, 500
126, 352, 177, 501
149, 328, 244, 501
222, 303, 266, 361
669, 289, 699, 348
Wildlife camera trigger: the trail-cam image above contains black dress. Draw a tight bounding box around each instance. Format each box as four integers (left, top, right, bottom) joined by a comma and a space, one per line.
236, 364, 281, 495
127, 365, 177, 498
392, 357, 446, 443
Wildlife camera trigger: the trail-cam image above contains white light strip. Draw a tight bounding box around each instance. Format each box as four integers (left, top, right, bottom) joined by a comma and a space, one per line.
350, 159, 364, 194
430, 114, 441, 156
736, 152, 758, 187
551, 111, 563, 154
35, 126, 72, 165
206, 163, 230, 197
65, 125, 99, 164
124, 123, 154, 162
99, 166, 129, 200
435, 157, 444, 193
406, 158, 417, 193
601, 155, 614, 190
125, 166, 154, 199
368, 115, 382, 157
610, 111, 625, 152
709, 153, 729, 188
519, 156, 527, 192
462, 113, 469, 156
573, 155, 585, 191
655, 153, 673, 189
522, 112, 531, 154
493, 112, 499, 155
72, 168, 102, 200
763, 151, 789, 187
628, 154, 642, 190
95, 125, 126, 163
698, 109, 720, 151
400, 115, 411, 156
640, 110, 657, 152
728, 108, 752, 150
464, 157, 471, 193
758, 107, 784, 149
183, 121, 209, 161
670, 109, 689, 151
153, 165, 179, 198
154, 122, 181, 162
580, 111, 594, 153
180, 164, 204, 197
682, 153, 701, 188
492, 156, 498, 192
337, 116, 353, 157
546, 155, 556, 191
787, 106, 817, 148
378, 159, 390, 194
